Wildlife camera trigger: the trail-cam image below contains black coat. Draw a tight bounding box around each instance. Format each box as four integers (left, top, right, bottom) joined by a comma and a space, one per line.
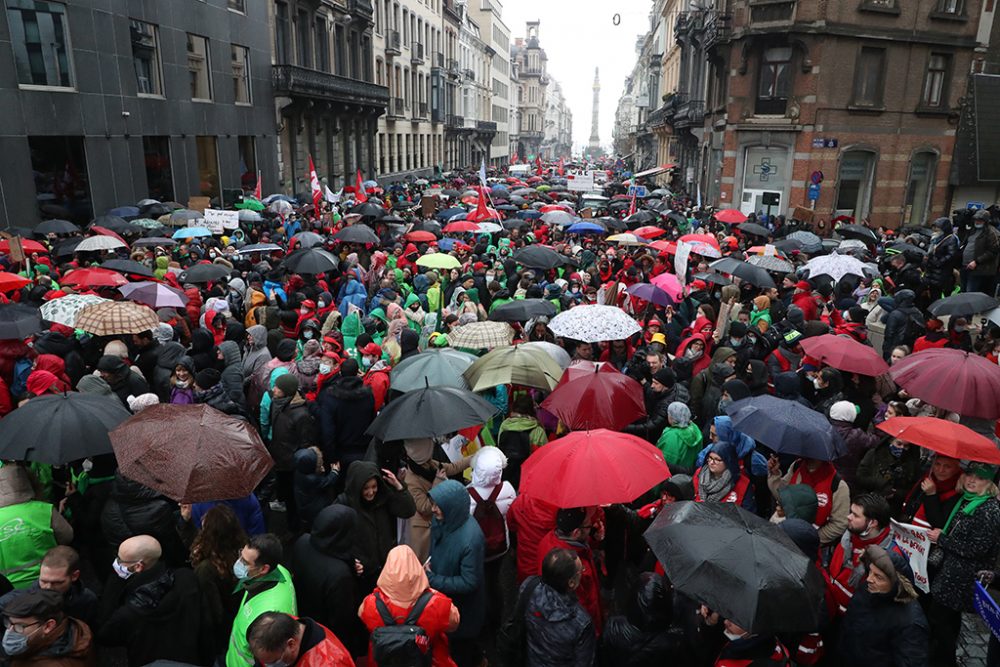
925, 234, 960, 287
269, 394, 317, 471
106, 367, 150, 407
524, 580, 596, 667
96, 562, 203, 666
316, 376, 375, 464
100, 473, 187, 566
290, 505, 368, 656
838, 587, 928, 667
624, 384, 690, 443
931, 496, 1000, 612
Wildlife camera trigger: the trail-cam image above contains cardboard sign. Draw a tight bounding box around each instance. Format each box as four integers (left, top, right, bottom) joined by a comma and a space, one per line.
675, 240, 692, 288
421, 196, 437, 218
567, 171, 595, 192
203, 208, 239, 232
579, 207, 593, 219
792, 206, 815, 222
890, 519, 930, 593
6, 236, 25, 263
187, 197, 211, 213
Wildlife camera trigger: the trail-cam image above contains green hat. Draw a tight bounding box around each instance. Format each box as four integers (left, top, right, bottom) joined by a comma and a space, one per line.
968, 463, 998, 481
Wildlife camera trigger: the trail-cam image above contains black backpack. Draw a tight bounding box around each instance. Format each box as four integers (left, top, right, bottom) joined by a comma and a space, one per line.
495, 576, 543, 667
371, 590, 434, 667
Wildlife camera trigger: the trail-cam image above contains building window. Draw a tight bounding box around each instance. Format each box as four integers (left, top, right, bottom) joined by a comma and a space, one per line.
238, 136, 257, 193
296, 11, 312, 67
852, 47, 885, 108
130, 20, 161, 95
275, 3, 289, 64
904, 151, 937, 225
7, 0, 73, 88
231, 45, 250, 104
335, 24, 347, 76
29, 135, 90, 223
227, 0, 245, 12
921, 53, 950, 108
187, 34, 212, 101
936, 0, 963, 13
756, 47, 792, 115
195, 136, 220, 200
142, 136, 174, 202
835, 150, 876, 219
315, 17, 329, 72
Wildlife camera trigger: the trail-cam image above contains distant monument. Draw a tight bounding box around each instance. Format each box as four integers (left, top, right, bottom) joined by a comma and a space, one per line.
586, 68, 601, 159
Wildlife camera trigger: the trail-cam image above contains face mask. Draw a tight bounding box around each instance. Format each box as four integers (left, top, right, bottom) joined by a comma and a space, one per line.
713, 291, 722, 300
730, 337, 743, 347
932, 230, 943, 238
955, 326, 968, 333
317, 301, 326, 309
303, 331, 314, 339
813, 377, 823, 390
685, 347, 702, 360
112, 558, 134, 580
175, 380, 189, 389
976, 222, 985, 229
362, 356, 375, 369
723, 630, 746, 642
486, 272, 496, 283
233, 559, 250, 580
889, 443, 905, 458
319, 363, 333, 375
2, 628, 34, 656
718, 398, 732, 414
300, 307, 309, 315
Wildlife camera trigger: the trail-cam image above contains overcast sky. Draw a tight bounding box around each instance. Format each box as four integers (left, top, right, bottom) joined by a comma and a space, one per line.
502, 0, 653, 153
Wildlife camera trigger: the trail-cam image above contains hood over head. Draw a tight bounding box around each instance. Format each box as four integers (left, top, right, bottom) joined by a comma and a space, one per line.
218, 340, 242, 367
309, 504, 356, 562
342, 461, 384, 508
470, 446, 507, 488
429, 479, 472, 534
377, 545, 430, 607
247, 325, 269, 350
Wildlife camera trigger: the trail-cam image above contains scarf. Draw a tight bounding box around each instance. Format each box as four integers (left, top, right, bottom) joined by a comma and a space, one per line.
698, 465, 733, 502
942, 490, 991, 534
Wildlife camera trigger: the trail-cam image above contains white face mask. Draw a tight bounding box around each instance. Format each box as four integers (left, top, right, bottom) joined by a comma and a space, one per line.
300, 307, 309, 315
317, 301, 326, 309
813, 377, 823, 389
303, 331, 314, 339
723, 630, 746, 642
319, 363, 333, 375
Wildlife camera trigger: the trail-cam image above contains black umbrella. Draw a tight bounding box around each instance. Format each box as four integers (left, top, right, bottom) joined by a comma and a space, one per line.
291, 231, 325, 249
411, 220, 443, 234
624, 210, 657, 226
140, 202, 173, 218
0, 304, 42, 340
132, 237, 177, 248
929, 292, 999, 317
34, 219, 78, 235
281, 248, 339, 275
488, 299, 557, 322
378, 214, 406, 224
354, 202, 386, 218
726, 395, 846, 461
836, 224, 877, 243
334, 225, 381, 245
101, 259, 155, 278
502, 219, 529, 230
886, 241, 926, 257
180, 263, 231, 283
513, 246, 569, 270
51, 239, 83, 257
738, 222, 771, 238
90, 215, 132, 232
692, 271, 733, 286
0, 393, 132, 464
366, 385, 498, 440
595, 217, 628, 232
644, 501, 827, 634
708, 257, 776, 289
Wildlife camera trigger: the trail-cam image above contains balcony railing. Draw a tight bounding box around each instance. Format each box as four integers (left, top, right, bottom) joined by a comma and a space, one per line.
476, 120, 497, 133
445, 113, 464, 128
412, 102, 428, 120
386, 30, 401, 55
463, 68, 475, 81
272, 64, 389, 108
389, 97, 405, 117
448, 58, 459, 71
434, 52, 444, 68
411, 42, 424, 63
702, 11, 732, 49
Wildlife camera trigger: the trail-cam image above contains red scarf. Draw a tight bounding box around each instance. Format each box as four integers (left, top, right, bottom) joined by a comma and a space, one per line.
790, 461, 837, 527
909, 472, 960, 529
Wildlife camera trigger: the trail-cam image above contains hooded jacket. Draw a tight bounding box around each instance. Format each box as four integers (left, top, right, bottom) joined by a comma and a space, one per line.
427, 480, 486, 639
269, 392, 316, 471
316, 374, 375, 464
689, 346, 736, 425
881, 290, 924, 360
291, 505, 368, 656
154, 342, 187, 403
293, 448, 340, 529
99, 473, 187, 567
524, 578, 597, 667
242, 325, 271, 380
217, 341, 246, 412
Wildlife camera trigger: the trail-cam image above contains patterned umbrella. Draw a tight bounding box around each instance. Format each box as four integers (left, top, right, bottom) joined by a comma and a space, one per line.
75, 301, 159, 335
805, 253, 868, 283
745, 254, 794, 273
40, 294, 108, 326
786, 231, 823, 254
447, 321, 514, 350
548, 305, 642, 343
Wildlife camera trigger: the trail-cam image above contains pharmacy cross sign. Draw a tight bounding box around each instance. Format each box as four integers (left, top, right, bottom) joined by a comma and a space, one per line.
753, 158, 778, 182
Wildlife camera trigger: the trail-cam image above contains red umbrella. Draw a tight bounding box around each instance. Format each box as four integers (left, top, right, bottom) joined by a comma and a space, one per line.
541, 365, 645, 430
877, 417, 1000, 464
520, 429, 670, 507
679, 233, 721, 249
539, 204, 572, 213
650, 240, 677, 255
799, 334, 889, 376
890, 349, 1000, 419
0, 272, 30, 292
715, 209, 748, 224
443, 220, 481, 233
634, 226, 667, 239
61, 268, 129, 288
0, 239, 47, 254
404, 231, 438, 243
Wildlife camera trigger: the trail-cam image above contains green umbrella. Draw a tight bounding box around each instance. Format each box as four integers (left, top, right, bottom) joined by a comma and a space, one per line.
463, 344, 564, 392
416, 253, 461, 270
535, 184, 552, 192
390, 348, 477, 392
130, 218, 163, 229
234, 197, 265, 211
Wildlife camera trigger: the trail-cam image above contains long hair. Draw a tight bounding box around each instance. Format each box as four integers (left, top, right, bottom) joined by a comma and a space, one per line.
190, 504, 248, 578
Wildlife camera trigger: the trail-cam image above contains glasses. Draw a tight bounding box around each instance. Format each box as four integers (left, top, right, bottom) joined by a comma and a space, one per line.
3, 619, 41, 633
707, 455, 724, 463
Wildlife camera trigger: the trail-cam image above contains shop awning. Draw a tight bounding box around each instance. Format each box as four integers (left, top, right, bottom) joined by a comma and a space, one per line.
634, 164, 676, 178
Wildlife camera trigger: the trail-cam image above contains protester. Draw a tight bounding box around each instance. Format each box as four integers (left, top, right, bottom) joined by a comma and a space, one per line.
0, 589, 96, 667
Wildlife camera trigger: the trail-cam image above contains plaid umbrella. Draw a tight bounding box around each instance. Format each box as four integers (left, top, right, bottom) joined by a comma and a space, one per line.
447, 322, 514, 350
75, 301, 159, 335
548, 305, 642, 343
40, 294, 108, 326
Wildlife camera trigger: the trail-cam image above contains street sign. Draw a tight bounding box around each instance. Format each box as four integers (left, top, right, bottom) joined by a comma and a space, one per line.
967, 201, 986, 210
975, 581, 1000, 641
811, 138, 839, 149
808, 183, 821, 202
627, 185, 648, 198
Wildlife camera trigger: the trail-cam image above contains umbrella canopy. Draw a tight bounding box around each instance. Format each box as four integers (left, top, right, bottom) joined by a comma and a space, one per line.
172, 227, 212, 240
805, 253, 867, 283
281, 248, 339, 275
390, 348, 477, 392
745, 254, 794, 273
100, 259, 155, 278
878, 417, 1000, 464
365, 385, 498, 441
786, 231, 823, 254
415, 253, 461, 270
0, 304, 42, 340
519, 341, 572, 370
649, 273, 684, 301
633, 225, 667, 239
119, 281, 189, 309
34, 219, 78, 235
548, 305, 642, 343
928, 292, 999, 317
799, 334, 890, 376
237, 209, 263, 223
132, 237, 177, 248
836, 224, 878, 243
709, 257, 776, 288
738, 222, 771, 237
692, 271, 733, 287
566, 222, 604, 235
289, 231, 325, 249
0, 393, 132, 464
75, 235, 127, 252
726, 395, 846, 460
180, 263, 231, 283
447, 321, 515, 350
61, 267, 128, 288
0, 272, 31, 293
40, 294, 108, 327
512, 245, 568, 269
541, 365, 645, 430
626, 282, 676, 308
354, 202, 386, 218
233, 196, 265, 211
110, 404, 273, 502
405, 231, 438, 243
715, 209, 748, 224
444, 220, 482, 233
487, 298, 557, 322
889, 348, 1000, 419
234, 243, 283, 255
644, 501, 827, 634
520, 429, 669, 506
333, 225, 380, 245
0, 239, 48, 255
75, 300, 159, 335
607, 233, 650, 246
463, 345, 564, 392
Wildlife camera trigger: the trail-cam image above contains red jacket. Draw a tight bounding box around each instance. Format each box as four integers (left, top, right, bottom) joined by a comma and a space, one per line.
506, 494, 558, 583
359, 589, 457, 667
534, 531, 603, 635
363, 367, 391, 411
278, 618, 354, 667
791, 292, 818, 321
827, 526, 900, 615
184, 287, 203, 328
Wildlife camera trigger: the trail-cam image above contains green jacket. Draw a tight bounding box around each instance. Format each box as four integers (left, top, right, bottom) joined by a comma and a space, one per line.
226, 565, 297, 667
656, 423, 704, 471
497, 416, 547, 449
0, 500, 57, 589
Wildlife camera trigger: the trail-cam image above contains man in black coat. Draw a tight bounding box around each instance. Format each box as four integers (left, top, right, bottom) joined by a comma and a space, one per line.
924, 217, 960, 300
624, 368, 691, 443
131, 330, 162, 388
96, 535, 203, 666
316, 359, 375, 468
269, 373, 317, 529
96, 355, 149, 407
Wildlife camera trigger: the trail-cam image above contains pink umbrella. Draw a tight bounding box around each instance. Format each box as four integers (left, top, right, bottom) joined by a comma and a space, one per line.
650, 272, 684, 302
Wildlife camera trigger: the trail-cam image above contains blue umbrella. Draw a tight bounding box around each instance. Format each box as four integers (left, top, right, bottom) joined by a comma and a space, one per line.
726, 395, 846, 461
567, 222, 605, 235
437, 237, 463, 251
172, 227, 212, 239
625, 282, 675, 307
436, 206, 466, 221
517, 210, 542, 220
108, 206, 139, 218
491, 184, 509, 193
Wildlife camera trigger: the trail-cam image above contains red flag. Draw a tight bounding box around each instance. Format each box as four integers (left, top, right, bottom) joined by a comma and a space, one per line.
308, 155, 322, 212
558, 158, 564, 176
354, 170, 368, 204
535, 156, 543, 176
253, 170, 262, 200
511, 153, 519, 164
627, 190, 637, 217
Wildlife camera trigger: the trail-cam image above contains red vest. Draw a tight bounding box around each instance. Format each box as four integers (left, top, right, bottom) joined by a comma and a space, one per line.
693, 469, 751, 505
789, 461, 837, 528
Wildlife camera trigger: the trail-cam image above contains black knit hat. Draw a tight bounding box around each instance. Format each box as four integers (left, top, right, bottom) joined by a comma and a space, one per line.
194, 368, 221, 390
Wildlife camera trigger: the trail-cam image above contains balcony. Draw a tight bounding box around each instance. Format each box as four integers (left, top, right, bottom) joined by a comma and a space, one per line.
702, 12, 732, 49
445, 113, 464, 128
443, 0, 462, 21
476, 120, 497, 134
433, 52, 444, 68
411, 42, 424, 64
272, 64, 389, 109
463, 68, 475, 81
387, 97, 405, 119
412, 102, 428, 121
673, 96, 705, 129
350, 0, 374, 19
386, 30, 401, 56
522, 67, 544, 77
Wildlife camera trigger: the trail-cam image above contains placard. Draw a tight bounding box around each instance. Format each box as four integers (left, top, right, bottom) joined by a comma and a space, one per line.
975, 581, 1000, 641
890, 519, 930, 593
204, 208, 239, 231
567, 171, 595, 192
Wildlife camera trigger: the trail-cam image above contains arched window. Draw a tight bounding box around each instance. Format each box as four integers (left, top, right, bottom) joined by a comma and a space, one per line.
835, 148, 878, 220
904, 149, 939, 226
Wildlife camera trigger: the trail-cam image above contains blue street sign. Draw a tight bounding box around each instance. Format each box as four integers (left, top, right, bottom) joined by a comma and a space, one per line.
808, 183, 821, 202
967, 201, 986, 210
628, 185, 648, 198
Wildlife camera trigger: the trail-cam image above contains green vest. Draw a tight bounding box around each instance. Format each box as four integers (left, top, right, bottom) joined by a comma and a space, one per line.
0, 500, 57, 589
225, 565, 297, 667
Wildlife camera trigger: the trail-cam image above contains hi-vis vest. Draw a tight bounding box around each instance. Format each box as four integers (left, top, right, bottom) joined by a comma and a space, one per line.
225, 565, 297, 667
0, 500, 57, 589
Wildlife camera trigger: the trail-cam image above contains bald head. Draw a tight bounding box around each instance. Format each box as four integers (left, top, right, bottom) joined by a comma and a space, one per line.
119, 535, 162, 570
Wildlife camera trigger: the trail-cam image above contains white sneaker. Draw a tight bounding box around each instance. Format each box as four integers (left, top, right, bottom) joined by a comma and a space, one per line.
269, 500, 286, 512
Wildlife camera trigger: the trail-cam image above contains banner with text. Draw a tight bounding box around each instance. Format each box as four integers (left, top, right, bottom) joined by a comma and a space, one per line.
890, 519, 930, 593
203, 209, 240, 233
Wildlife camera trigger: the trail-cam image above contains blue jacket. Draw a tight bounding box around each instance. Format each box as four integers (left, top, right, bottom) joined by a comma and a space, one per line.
191, 494, 266, 536
428, 480, 486, 639
695, 415, 768, 476
338, 279, 368, 318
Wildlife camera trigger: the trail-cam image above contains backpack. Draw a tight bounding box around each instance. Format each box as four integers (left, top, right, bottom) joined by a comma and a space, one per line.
470, 485, 508, 560
9, 357, 32, 399
495, 576, 543, 667
371, 590, 434, 667
498, 428, 532, 463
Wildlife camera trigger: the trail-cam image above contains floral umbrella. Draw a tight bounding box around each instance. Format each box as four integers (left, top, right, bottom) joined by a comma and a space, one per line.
39, 294, 109, 327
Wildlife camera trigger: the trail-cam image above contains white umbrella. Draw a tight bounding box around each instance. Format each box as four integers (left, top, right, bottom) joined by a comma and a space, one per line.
520, 341, 572, 370
805, 254, 868, 283
477, 222, 503, 233
40, 294, 109, 326
548, 305, 642, 343
75, 236, 127, 252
